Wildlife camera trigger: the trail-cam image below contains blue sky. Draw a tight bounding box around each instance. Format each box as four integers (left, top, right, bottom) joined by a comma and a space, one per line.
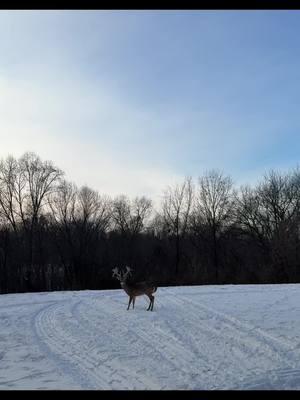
0, 10, 300, 202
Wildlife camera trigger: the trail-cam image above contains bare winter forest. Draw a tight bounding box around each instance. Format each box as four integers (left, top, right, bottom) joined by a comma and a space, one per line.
1, 151, 300, 294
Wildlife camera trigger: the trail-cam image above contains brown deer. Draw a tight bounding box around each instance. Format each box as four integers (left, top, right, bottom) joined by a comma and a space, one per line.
112, 266, 157, 311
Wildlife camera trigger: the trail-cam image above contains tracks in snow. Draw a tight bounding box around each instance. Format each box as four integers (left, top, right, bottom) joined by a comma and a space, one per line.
165, 289, 300, 389
34, 302, 101, 389
33, 288, 300, 390
74, 295, 208, 389
34, 296, 162, 389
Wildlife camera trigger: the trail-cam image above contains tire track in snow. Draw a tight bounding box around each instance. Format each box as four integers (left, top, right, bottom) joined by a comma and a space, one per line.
156, 293, 279, 388
34, 297, 161, 389
70, 299, 161, 389
0, 300, 60, 311
176, 292, 300, 363
77, 297, 241, 388
33, 288, 300, 390
240, 366, 300, 390
35, 300, 146, 389
32, 302, 90, 389
77, 294, 214, 389
104, 290, 280, 388
34, 301, 106, 389
166, 289, 300, 388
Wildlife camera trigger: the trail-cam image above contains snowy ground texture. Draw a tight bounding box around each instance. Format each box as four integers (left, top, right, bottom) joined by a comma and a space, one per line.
1, 284, 300, 390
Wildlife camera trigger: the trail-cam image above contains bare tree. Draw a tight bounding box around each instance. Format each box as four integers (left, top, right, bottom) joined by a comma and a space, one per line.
193, 170, 235, 282
162, 176, 194, 275
0, 156, 19, 232
48, 180, 77, 228
19, 152, 64, 225
76, 186, 112, 233
49, 182, 112, 287
236, 169, 300, 244
112, 195, 152, 236
18, 152, 64, 267
112, 195, 131, 234
235, 185, 268, 248
130, 196, 153, 235
236, 169, 300, 281
48, 180, 78, 285
0, 152, 63, 291
72, 186, 112, 286
258, 169, 300, 238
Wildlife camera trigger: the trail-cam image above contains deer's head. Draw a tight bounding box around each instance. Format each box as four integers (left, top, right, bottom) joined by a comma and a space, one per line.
112, 266, 133, 283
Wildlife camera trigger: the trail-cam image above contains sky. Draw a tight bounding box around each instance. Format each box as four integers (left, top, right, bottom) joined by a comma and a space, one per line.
1, 10, 300, 204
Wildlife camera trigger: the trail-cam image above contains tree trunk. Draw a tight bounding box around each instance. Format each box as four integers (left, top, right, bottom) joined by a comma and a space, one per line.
213, 227, 218, 283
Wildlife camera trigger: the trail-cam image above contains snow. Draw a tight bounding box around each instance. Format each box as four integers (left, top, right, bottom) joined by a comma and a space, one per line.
1, 284, 300, 390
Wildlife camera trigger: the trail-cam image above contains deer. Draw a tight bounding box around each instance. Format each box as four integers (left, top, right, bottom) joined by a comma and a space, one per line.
112, 266, 157, 311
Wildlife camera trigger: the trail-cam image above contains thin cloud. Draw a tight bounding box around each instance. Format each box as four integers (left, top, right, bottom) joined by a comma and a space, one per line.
1, 10, 300, 200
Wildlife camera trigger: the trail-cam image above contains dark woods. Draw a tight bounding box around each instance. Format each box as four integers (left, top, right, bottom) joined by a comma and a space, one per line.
1, 151, 300, 294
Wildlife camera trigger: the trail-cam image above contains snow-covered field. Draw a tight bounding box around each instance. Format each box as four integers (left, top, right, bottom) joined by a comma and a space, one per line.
1, 284, 300, 390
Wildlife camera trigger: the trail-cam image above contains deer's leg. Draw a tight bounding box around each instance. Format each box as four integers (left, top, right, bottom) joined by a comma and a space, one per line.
127, 296, 132, 310
150, 295, 154, 311
146, 295, 152, 311
132, 296, 136, 309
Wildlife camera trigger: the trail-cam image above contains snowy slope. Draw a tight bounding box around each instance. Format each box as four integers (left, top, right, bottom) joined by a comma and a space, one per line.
1, 284, 300, 390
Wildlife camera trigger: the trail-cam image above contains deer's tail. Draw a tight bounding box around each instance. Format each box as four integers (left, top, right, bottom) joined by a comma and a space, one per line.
153, 286, 157, 293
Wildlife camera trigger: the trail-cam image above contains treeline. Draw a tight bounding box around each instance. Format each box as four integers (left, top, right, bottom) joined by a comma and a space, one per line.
1, 151, 300, 294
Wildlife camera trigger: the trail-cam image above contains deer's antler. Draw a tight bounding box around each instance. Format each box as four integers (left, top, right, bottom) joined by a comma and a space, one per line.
112, 267, 122, 281
123, 266, 133, 281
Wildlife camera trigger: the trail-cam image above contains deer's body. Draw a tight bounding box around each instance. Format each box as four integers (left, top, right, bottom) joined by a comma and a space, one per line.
112, 267, 157, 311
